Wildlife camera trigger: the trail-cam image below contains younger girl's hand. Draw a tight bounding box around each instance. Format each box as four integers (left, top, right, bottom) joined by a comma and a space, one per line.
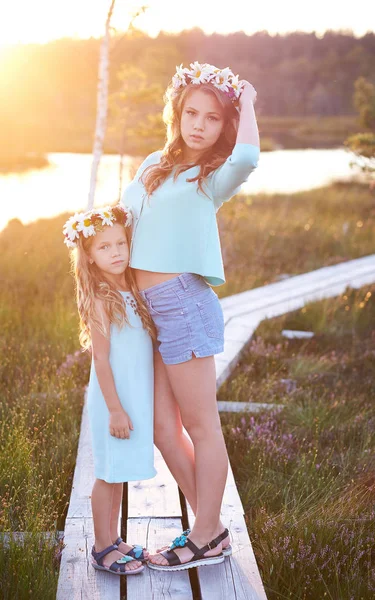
238, 80, 257, 108
109, 409, 134, 439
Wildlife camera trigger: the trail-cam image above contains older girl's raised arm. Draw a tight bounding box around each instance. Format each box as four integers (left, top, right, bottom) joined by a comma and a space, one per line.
208, 81, 260, 207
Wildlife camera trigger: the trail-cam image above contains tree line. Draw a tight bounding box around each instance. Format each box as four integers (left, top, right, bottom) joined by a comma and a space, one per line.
1, 28, 374, 156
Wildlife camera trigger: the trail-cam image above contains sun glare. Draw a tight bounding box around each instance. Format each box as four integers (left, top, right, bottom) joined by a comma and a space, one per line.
0, 0, 372, 46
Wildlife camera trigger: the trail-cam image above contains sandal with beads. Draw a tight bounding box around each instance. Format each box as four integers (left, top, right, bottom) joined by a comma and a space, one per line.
114, 536, 149, 562
91, 543, 144, 575
147, 532, 225, 572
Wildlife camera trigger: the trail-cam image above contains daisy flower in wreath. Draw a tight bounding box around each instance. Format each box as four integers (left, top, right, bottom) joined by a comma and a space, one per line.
96, 206, 116, 227
211, 67, 233, 93
188, 61, 212, 85
229, 74, 245, 99
172, 63, 188, 89
76, 213, 96, 238
63, 213, 82, 245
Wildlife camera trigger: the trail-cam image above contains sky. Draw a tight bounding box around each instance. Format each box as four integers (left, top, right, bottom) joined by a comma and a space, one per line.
0, 0, 373, 45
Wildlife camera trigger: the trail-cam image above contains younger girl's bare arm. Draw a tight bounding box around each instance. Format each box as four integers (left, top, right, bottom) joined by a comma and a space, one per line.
89, 298, 133, 438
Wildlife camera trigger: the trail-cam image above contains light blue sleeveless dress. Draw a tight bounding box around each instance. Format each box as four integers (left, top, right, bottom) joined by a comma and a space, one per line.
87, 291, 157, 483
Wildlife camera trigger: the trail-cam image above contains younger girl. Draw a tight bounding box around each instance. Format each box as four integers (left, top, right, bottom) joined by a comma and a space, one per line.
63, 203, 157, 576
121, 61, 260, 570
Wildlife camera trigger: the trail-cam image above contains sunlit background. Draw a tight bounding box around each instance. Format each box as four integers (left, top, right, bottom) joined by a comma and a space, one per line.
0, 0, 373, 229
0, 0, 373, 45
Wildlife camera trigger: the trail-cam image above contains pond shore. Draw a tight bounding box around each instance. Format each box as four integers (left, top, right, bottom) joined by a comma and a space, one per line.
0, 153, 49, 173
0, 115, 358, 174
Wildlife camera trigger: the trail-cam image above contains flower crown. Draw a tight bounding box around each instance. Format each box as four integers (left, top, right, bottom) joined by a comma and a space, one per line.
63, 203, 133, 248
172, 61, 245, 105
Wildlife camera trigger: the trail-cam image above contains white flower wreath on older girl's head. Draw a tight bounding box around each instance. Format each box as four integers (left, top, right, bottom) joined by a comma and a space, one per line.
171, 61, 245, 105
62, 203, 133, 248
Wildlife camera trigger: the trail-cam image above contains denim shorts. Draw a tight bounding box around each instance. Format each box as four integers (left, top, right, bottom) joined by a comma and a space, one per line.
139, 273, 225, 365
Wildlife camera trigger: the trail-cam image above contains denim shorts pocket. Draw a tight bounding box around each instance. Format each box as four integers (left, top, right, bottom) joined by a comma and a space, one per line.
196, 292, 224, 339
148, 290, 183, 318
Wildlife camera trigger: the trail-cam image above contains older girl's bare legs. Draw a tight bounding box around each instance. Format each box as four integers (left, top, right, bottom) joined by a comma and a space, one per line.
152, 351, 229, 552
150, 354, 228, 566
153, 351, 197, 508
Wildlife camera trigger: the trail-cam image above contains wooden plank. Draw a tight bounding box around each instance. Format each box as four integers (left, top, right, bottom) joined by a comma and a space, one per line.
220, 254, 375, 313
128, 446, 181, 518
66, 395, 95, 520
126, 517, 193, 599
281, 330, 314, 339
223, 270, 375, 323
223, 318, 259, 343
221, 256, 375, 314
247, 271, 375, 324
215, 357, 234, 388
0, 531, 64, 548
215, 315, 261, 387
219, 467, 268, 599
215, 339, 249, 387
56, 516, 120, 600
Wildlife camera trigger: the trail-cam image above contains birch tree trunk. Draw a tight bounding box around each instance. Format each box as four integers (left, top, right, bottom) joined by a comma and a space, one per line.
87, 0, 116, 210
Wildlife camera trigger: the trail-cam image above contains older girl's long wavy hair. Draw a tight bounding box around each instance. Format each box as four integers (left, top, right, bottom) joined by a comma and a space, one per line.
142, 81, 240, 197
70, 205, 157, 350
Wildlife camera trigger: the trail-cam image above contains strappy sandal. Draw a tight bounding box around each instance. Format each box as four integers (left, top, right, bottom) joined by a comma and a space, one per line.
91, 543, 144, 575
217, 528, 232, 557
147, 532, 225, 571
114, 536, 149, 562
161, 527, 232, 557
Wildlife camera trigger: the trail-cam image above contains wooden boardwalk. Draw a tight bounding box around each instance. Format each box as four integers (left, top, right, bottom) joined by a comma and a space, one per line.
216, 253, 375, 387
57, 253, 375, 600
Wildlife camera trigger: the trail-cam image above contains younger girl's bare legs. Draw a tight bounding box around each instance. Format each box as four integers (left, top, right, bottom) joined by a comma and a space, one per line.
91, 478, 142, 571
109, 482, 149, 559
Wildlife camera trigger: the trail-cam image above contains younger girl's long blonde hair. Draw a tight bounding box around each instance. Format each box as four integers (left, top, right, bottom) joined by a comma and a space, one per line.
142, 81, 239, 197
70, 205, 157, 350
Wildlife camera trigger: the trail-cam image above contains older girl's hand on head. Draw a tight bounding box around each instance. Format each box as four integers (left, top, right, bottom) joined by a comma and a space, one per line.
238, 80, 257, 109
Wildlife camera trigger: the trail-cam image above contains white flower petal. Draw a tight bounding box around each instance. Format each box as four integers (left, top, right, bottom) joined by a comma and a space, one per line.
64, 237, 77, 248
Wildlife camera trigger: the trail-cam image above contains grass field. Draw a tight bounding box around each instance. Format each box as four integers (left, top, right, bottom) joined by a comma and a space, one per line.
0, 180, 373, 598
220, 282, 375, 599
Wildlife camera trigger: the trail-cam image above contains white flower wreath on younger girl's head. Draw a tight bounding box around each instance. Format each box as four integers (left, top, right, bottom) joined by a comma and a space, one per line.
62, 203, 133, 248
171, 61, 245, 108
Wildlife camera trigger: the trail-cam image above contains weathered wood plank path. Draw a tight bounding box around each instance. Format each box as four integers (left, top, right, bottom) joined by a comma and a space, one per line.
57, 253, 375, 600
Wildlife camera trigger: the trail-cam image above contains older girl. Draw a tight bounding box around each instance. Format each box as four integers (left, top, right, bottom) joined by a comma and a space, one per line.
121, 62, 260, 571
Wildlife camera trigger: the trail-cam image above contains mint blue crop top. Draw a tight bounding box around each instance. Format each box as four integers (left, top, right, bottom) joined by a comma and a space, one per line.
120, 143, 260, 286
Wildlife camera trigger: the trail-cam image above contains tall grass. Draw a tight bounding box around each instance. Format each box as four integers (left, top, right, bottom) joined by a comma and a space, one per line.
0, 215, 90, 599
0, 180, 373, 597
221, 283, 375, 599
218, 181, 375, 297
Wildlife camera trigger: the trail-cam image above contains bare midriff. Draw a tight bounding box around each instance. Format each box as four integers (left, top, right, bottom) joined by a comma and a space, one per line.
133, 269, 182, 292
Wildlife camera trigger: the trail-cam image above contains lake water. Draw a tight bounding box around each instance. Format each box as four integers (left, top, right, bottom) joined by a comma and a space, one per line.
0, 148, 361, 231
